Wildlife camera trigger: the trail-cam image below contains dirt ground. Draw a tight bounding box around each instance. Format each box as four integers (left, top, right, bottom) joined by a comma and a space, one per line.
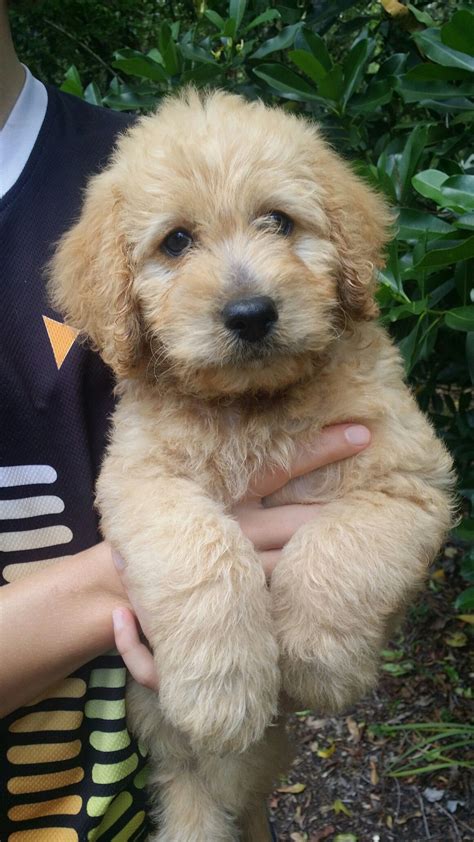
269, 543, 473, 842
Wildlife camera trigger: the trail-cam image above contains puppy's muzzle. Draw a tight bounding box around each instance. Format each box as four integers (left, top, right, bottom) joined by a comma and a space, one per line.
222, 296, 278, 343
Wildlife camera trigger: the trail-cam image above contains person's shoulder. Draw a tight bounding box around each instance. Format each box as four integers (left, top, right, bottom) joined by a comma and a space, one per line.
43, 84, 137, 172
46, 83, 136, 135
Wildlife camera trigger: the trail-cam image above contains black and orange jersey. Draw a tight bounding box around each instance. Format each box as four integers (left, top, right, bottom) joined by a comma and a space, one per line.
0, 84, 150, 841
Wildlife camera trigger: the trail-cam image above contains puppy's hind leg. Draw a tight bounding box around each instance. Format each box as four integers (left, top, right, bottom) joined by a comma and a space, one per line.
240, 802, 273, 842
153, 769, 238, 842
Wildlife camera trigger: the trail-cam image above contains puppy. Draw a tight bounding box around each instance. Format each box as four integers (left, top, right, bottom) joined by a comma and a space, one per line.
49, 89, 454, 842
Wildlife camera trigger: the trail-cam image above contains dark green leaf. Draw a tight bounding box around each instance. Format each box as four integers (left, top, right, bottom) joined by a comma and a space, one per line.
412, 169, 448, 203
319, 65, 344, 102
243, 9, 281, 33
376, 150, 398, 203
420, 97, 474, 114
399, 322, 420, 373
350, 78, 394, 113
388, 299, 428, 321
159, 23, 180, 76
253, 63, 324, 101
294, 28, 332, 72
454, 587, 474, 613
378, 53, 407, 78
414, 28, 474, 73
406, 3, 436, 27
398, 79, 474, 101
224, 17, 237, 37
445, 306, 474, 331
204, 10, 225, 30
342, 38, 373, 107
251, 24, 301, 59
398, 125, 428, 203
103, 87, 158, 111
442, 10, 474, 58
179, 43, 217, 64
60, 65, 83, 98
439, 176, 474, 213
397, 209, 452, 240
405, 63, 472, 82
84, 82, 102, 107
289, 50, 327, 84
181, 64, 223, 84
455, 214, 474, 231
112, 49, 168, 83
416, 236, 474, 269
229, 0, 246, 33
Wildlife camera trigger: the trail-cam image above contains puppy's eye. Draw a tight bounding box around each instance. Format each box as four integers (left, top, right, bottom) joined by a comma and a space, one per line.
266, 211, 293, 237
162, 229, 193, 257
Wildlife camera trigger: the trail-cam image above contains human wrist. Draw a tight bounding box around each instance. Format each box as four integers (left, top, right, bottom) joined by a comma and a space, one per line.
77, 540, 128, 604
71, 542, 130, 658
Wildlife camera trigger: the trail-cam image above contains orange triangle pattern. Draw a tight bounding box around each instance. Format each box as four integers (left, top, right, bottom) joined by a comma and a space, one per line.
43, 316, 78, 369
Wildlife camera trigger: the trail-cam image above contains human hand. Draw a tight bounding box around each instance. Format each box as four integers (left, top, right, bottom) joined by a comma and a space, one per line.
232, 423, 370, 578
112, 423, 370, 688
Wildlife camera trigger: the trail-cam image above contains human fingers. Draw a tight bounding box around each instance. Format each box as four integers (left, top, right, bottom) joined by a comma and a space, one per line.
112, 549, 153, 639
234, 501, 323, 551
248, 423, 370, 499
112, 607, 158, 691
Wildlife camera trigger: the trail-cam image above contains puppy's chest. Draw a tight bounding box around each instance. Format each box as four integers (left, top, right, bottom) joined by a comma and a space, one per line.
187, 405, 347, 506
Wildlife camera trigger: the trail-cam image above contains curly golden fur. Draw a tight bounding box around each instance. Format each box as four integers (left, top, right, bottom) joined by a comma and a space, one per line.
49, 89, 454, 842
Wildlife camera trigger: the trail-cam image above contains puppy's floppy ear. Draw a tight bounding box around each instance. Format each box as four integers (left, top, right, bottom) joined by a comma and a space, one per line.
319, 151, 393, 321
48, 170, 142, 376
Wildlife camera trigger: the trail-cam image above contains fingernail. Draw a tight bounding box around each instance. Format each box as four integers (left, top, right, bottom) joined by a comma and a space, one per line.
111, 549, 126, 570
112, 608, 125, 631
344, 425, 370, 446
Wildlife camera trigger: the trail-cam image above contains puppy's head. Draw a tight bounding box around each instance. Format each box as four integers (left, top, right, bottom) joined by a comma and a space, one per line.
49, 89, 392, 396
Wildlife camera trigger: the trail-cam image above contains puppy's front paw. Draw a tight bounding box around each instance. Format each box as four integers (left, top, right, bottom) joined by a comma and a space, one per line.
158, 627, 280, 754
279, 647, 378, 714
272, 566, 380, 713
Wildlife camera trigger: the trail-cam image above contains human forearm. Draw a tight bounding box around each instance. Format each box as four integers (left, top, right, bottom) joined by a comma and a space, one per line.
0, 541, 128, 717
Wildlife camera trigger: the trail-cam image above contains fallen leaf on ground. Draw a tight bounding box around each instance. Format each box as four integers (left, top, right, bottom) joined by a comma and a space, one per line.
276, 782, 306, 794
445, 631, 468, 647
396, 811, 422, 824
369, 757, 379, 785
332, 798, 352, 817
346, 716, 361, 742
317, 743, 336, 759
381, 660, 414, 675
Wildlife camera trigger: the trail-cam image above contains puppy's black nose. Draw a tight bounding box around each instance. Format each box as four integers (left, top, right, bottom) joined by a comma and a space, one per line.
222, 296, 278, 343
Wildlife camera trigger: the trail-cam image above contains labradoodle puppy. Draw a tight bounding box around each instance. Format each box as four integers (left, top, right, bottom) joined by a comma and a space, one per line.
49, 89, 454, 842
